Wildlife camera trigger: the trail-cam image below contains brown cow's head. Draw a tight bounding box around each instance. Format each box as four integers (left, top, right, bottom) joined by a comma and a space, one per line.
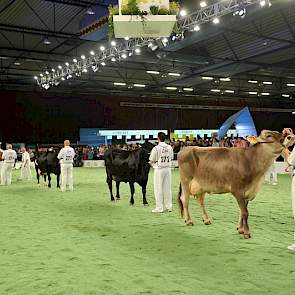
252, 130, 295, 154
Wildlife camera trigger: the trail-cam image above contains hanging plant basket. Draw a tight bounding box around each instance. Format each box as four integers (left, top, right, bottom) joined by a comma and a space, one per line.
113, 14, 177, 38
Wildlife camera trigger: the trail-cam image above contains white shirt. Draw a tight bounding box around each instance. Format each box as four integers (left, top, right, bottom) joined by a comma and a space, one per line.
22, 151, 31, 166
3, 149, 17, 164
288, 146, 295, 166
149, 142, 174, 168
58, 146, 75, 164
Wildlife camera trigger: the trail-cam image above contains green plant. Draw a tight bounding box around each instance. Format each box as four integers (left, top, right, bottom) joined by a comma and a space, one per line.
169, 1, 180, 15
158, 7, 169, 15
108, 5, 119, 39
150, 5, 159, 15
127, 0, 140, 15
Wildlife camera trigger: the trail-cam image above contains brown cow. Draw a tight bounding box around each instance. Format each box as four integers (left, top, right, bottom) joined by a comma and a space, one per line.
177, 130, 294, 239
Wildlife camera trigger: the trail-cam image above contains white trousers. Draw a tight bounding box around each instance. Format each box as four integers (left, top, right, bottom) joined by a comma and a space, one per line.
61, 164, 73, 192
21, 165, 32, 180
153, 168, 172, 211
291, 176, 295, 241
1, 163, 14, 185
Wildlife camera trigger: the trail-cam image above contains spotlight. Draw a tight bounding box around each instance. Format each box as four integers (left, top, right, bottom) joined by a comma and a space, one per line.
73, 58, 78, 63
180, 9, 187, 17
260, 0, 266, 7
111, 57, 116, 62
101, 62, 106, 66
111, 40, 116, 47
193, 25, 200, 31
61, 77, 65, 81
148, 42, 158, 51
82, 68, 87, 73
14, 61, 21, 66
124, 37, 130, 41
65, 62, 69, 67
34, 76, 38, 80
86, 7, 95, 15
121, 53, 127, 59
213, 17, 220, 24
67, 74, 72, 79
51, 68, 55, 72
45, 71, 49, 75
58, 65, 62, 70
76, 72, 81, 77
43, 37, 51, 45
135, 48, 141, 54
92, 64, 99, 72
162, 38, 169, 47
90, 50, 95, 56
81, 55, 86, 60
43, 83, 50, 90
100, 46, 105, 51
128, 52, 133, 57
200, 1, 207, 8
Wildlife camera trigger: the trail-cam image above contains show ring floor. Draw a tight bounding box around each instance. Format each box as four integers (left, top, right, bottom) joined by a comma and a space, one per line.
1, 168, 295, 295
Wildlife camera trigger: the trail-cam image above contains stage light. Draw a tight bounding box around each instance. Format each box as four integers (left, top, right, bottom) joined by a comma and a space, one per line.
73, 58, 77, 63
282, 94, 290, 98
45, 71, 49, 75
101, 62, 106, 66
202, 76, 213, 80
67, 74, 72, 79
40, 73, 44, 77
166, 86, 177, 90
14, 61, 21, 66
193, 25, 200, 31
65, 62, 69, 66
183, 88, 194, 92
111, 40, 116, 47
260, 0, 266, 7
61, 77, 65, 81
287, 83, 295, 87
225, 90, 235, 93
248, 80, 258, 84
90, 50, 95, 56
249, 91, 257, 95
200, 1, 207, 8
180, 9, 187, 17
262, 81, 272, 85
58, 65, 62, 70
43, 37, 51, 45
124, 37, 130, 41
213, 17, 220, 24
86, 7, 95, 15
211, 89, 221, 92
100, 46, 105, 51
261, 92, 270, 95
34, 76, 38, 80
111, 57, 116, 62
51, 68, 55, 72
81, 55, 86, 60
121, 53, 127, 59
135, 48, 141, 54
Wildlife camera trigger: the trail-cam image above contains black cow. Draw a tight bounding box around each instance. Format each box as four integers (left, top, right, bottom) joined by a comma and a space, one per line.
35, 150, 61, 188
104, 148, 150, 205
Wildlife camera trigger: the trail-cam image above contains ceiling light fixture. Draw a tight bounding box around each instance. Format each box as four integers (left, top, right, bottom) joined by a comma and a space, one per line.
225, 90, 235, 93
146, 70, 160, 75
193, 25, 200, 31
81, 55, 86, 60
111, 40, 116, 47
43, 37, 51, 45
202, 76, 214, 80
220, 77, 231, 82
262, 81, 272, 85
211, 89, 221, 92
200, 1, 207, 8
101, 62, 106, 66
90, 50, 95, 56
213, 17, 220, 24
183, 88, 194, 92
65, 62, 69, 67
114, 82, 126, 86
180, 9, 187, 17
166, 86, 177, 90
100, 46, 105, 51
248, 80, 258, 84
249, 91, 258, 95
121, 53, 127, 59
73, 58, 78, 63
282, 94, 290, 98
261, 92, 270, 96
287, 83, 295, 87
134, 84, 146, 88
168, 72, 181, 77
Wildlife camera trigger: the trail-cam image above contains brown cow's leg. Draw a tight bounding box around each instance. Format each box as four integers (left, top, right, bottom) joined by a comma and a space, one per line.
235, 195, 251, 239
197, 194, 211, 225
180, 191, 193, 225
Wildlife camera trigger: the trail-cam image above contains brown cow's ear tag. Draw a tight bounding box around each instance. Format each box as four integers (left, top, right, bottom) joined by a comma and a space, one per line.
247, 136, 258, 145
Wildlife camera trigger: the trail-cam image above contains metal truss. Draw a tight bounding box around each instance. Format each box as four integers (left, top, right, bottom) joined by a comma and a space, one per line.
179, 0, 269, 31
37, 38, 153, 88
36, 0, 274, 88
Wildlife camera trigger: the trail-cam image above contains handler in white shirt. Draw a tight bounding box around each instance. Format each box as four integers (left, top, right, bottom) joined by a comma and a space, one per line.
20, 147, 32, 180
1, 144, 17, 185
58, 140, 75, 192
0, 148, 3, 184
149, 132, 174, 213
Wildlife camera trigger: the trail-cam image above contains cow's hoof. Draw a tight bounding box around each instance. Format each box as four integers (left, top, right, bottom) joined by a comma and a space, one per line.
185, 220, 194, 226
203, 218, 212, 225
243, 233, 251, 239
143, 203, 149, 207
238, 228, 244, 234
116, 197, 120, 201
111, 199, 115, 202
130, 203, 134, 206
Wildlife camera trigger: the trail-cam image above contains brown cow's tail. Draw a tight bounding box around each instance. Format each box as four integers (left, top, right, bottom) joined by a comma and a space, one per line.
177, 183, 184, 217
